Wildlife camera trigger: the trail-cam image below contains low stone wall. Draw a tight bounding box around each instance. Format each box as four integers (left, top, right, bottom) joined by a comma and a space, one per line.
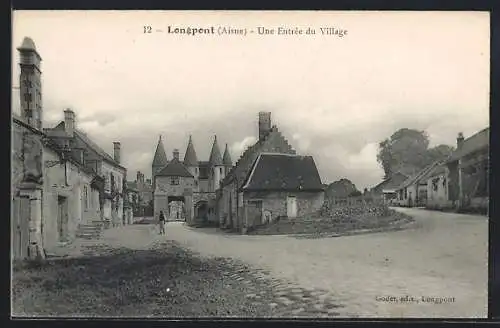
320, 197, 389, 220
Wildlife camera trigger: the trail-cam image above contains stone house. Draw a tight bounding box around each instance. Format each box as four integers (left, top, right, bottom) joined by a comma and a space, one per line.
127, 171, 153, 217
42, 136, 102, 252
369, 172, 408, 205
394, 161, 442, 208
151, 134, 232, 225
446, 128, 489, 213
423, 164, 449, 210
218, 112, 324, 233
44, 109, 127, 227
239, 153, 324, 233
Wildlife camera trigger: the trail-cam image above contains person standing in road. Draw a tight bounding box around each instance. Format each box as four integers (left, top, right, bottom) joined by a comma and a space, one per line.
159, 210, 166, 235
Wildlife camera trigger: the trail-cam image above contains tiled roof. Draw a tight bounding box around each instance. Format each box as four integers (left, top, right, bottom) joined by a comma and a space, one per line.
46, 120, 123, 169
447, 127, 489, 162
242, 153, 323, 191
74, 130, 123, 169
397, 161, 442, 190
420, 164, 447, 180
371, 172, 408, 192
156, 158, 194, 177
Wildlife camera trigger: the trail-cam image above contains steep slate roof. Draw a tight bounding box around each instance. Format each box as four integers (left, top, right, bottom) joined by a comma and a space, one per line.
397, 161, 442, 190
242, 153, 323, 191
209, 136, 223, 166
156, 158, 193, 177
152, 136, 168, 167
74, 130, 123, 168
447, 127, 489, 162
420, 163, 447, 180
183, 135, 198, 166
45, 120, 124, 169
222, 143, 232, 165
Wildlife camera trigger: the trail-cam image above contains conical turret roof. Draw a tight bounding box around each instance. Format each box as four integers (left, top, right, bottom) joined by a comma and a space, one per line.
183, 135, 198, 166
209, 135, 223, 166
223, 143, 232, 166
152, 135, 168, 167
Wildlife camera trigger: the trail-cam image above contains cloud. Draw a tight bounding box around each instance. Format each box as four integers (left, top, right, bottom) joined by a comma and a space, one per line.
231, 136, 257, 159
11, 11, 490, 189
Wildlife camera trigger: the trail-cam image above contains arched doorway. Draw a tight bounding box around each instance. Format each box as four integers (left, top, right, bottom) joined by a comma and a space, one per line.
167, 196, 185, 222
195, 200, 209, 223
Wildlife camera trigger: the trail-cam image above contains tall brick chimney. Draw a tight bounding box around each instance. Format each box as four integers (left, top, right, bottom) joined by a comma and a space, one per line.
173, 149, 180, 161
64, 108, 75, 138
258, 111, 271, 141
113, 142, 121, 164
457, 132, 465, 149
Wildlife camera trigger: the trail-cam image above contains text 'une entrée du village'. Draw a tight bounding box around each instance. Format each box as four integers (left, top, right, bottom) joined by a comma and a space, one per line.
143, 25, 348, 37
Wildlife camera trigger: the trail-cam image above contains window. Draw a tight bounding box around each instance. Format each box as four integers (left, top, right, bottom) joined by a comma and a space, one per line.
220, 168, 223, 175
171, 176, 180, 185
24, 93, 32, 102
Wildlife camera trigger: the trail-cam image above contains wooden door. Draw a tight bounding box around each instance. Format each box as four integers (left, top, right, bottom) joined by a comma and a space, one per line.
58, 196, 68, 242
12, 196, 30, 260
287, 196, 297, 218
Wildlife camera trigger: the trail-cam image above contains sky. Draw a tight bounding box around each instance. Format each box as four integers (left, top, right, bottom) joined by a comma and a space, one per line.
12, 11, 490, 190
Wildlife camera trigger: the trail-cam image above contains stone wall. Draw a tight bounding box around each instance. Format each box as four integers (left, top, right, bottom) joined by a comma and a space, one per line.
320, 195, 390, 220
426, 174, 450, 209
11, 119, 45, 259
43, 146, 96, 253
243, 191, 324, 230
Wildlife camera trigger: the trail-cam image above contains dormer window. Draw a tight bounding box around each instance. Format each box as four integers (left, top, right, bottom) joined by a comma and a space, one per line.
171, 176, 180, 185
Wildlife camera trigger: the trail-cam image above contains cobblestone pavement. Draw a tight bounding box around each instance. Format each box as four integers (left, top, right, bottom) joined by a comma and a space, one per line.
158, 208, 488, 318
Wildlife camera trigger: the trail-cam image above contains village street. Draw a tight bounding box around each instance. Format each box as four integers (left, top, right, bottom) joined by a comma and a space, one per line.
163, 208, 488, 318
12, 208, 488, 318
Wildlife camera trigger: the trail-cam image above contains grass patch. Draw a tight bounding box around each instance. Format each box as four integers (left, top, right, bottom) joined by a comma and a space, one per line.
12, 241, 281, 318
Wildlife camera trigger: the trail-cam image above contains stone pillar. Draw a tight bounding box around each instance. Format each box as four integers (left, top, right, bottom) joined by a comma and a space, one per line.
19, 183, 45, 260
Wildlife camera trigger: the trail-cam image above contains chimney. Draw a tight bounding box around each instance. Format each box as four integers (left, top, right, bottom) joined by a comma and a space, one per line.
113, 142, 121, 164
64, 108, 75, 138
457, 132, 465, 149
258, 112, 272, 141
173, 149, 180, 160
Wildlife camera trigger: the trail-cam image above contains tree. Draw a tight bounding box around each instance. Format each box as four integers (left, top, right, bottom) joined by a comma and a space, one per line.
377, 128, 453, 179
325, 178, 359, 198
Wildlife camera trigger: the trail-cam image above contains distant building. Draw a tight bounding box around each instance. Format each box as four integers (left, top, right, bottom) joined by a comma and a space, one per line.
370, 172, 408, 205
126, 171, 153, 217
151, 135, 233, 224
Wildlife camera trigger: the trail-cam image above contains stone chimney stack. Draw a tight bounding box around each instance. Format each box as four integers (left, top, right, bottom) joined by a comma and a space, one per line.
457, 132, 465, 149
113, 142, 121, 164
64, 108, 75, 138
173, 149, 180, 161
258, 111, 272, 141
